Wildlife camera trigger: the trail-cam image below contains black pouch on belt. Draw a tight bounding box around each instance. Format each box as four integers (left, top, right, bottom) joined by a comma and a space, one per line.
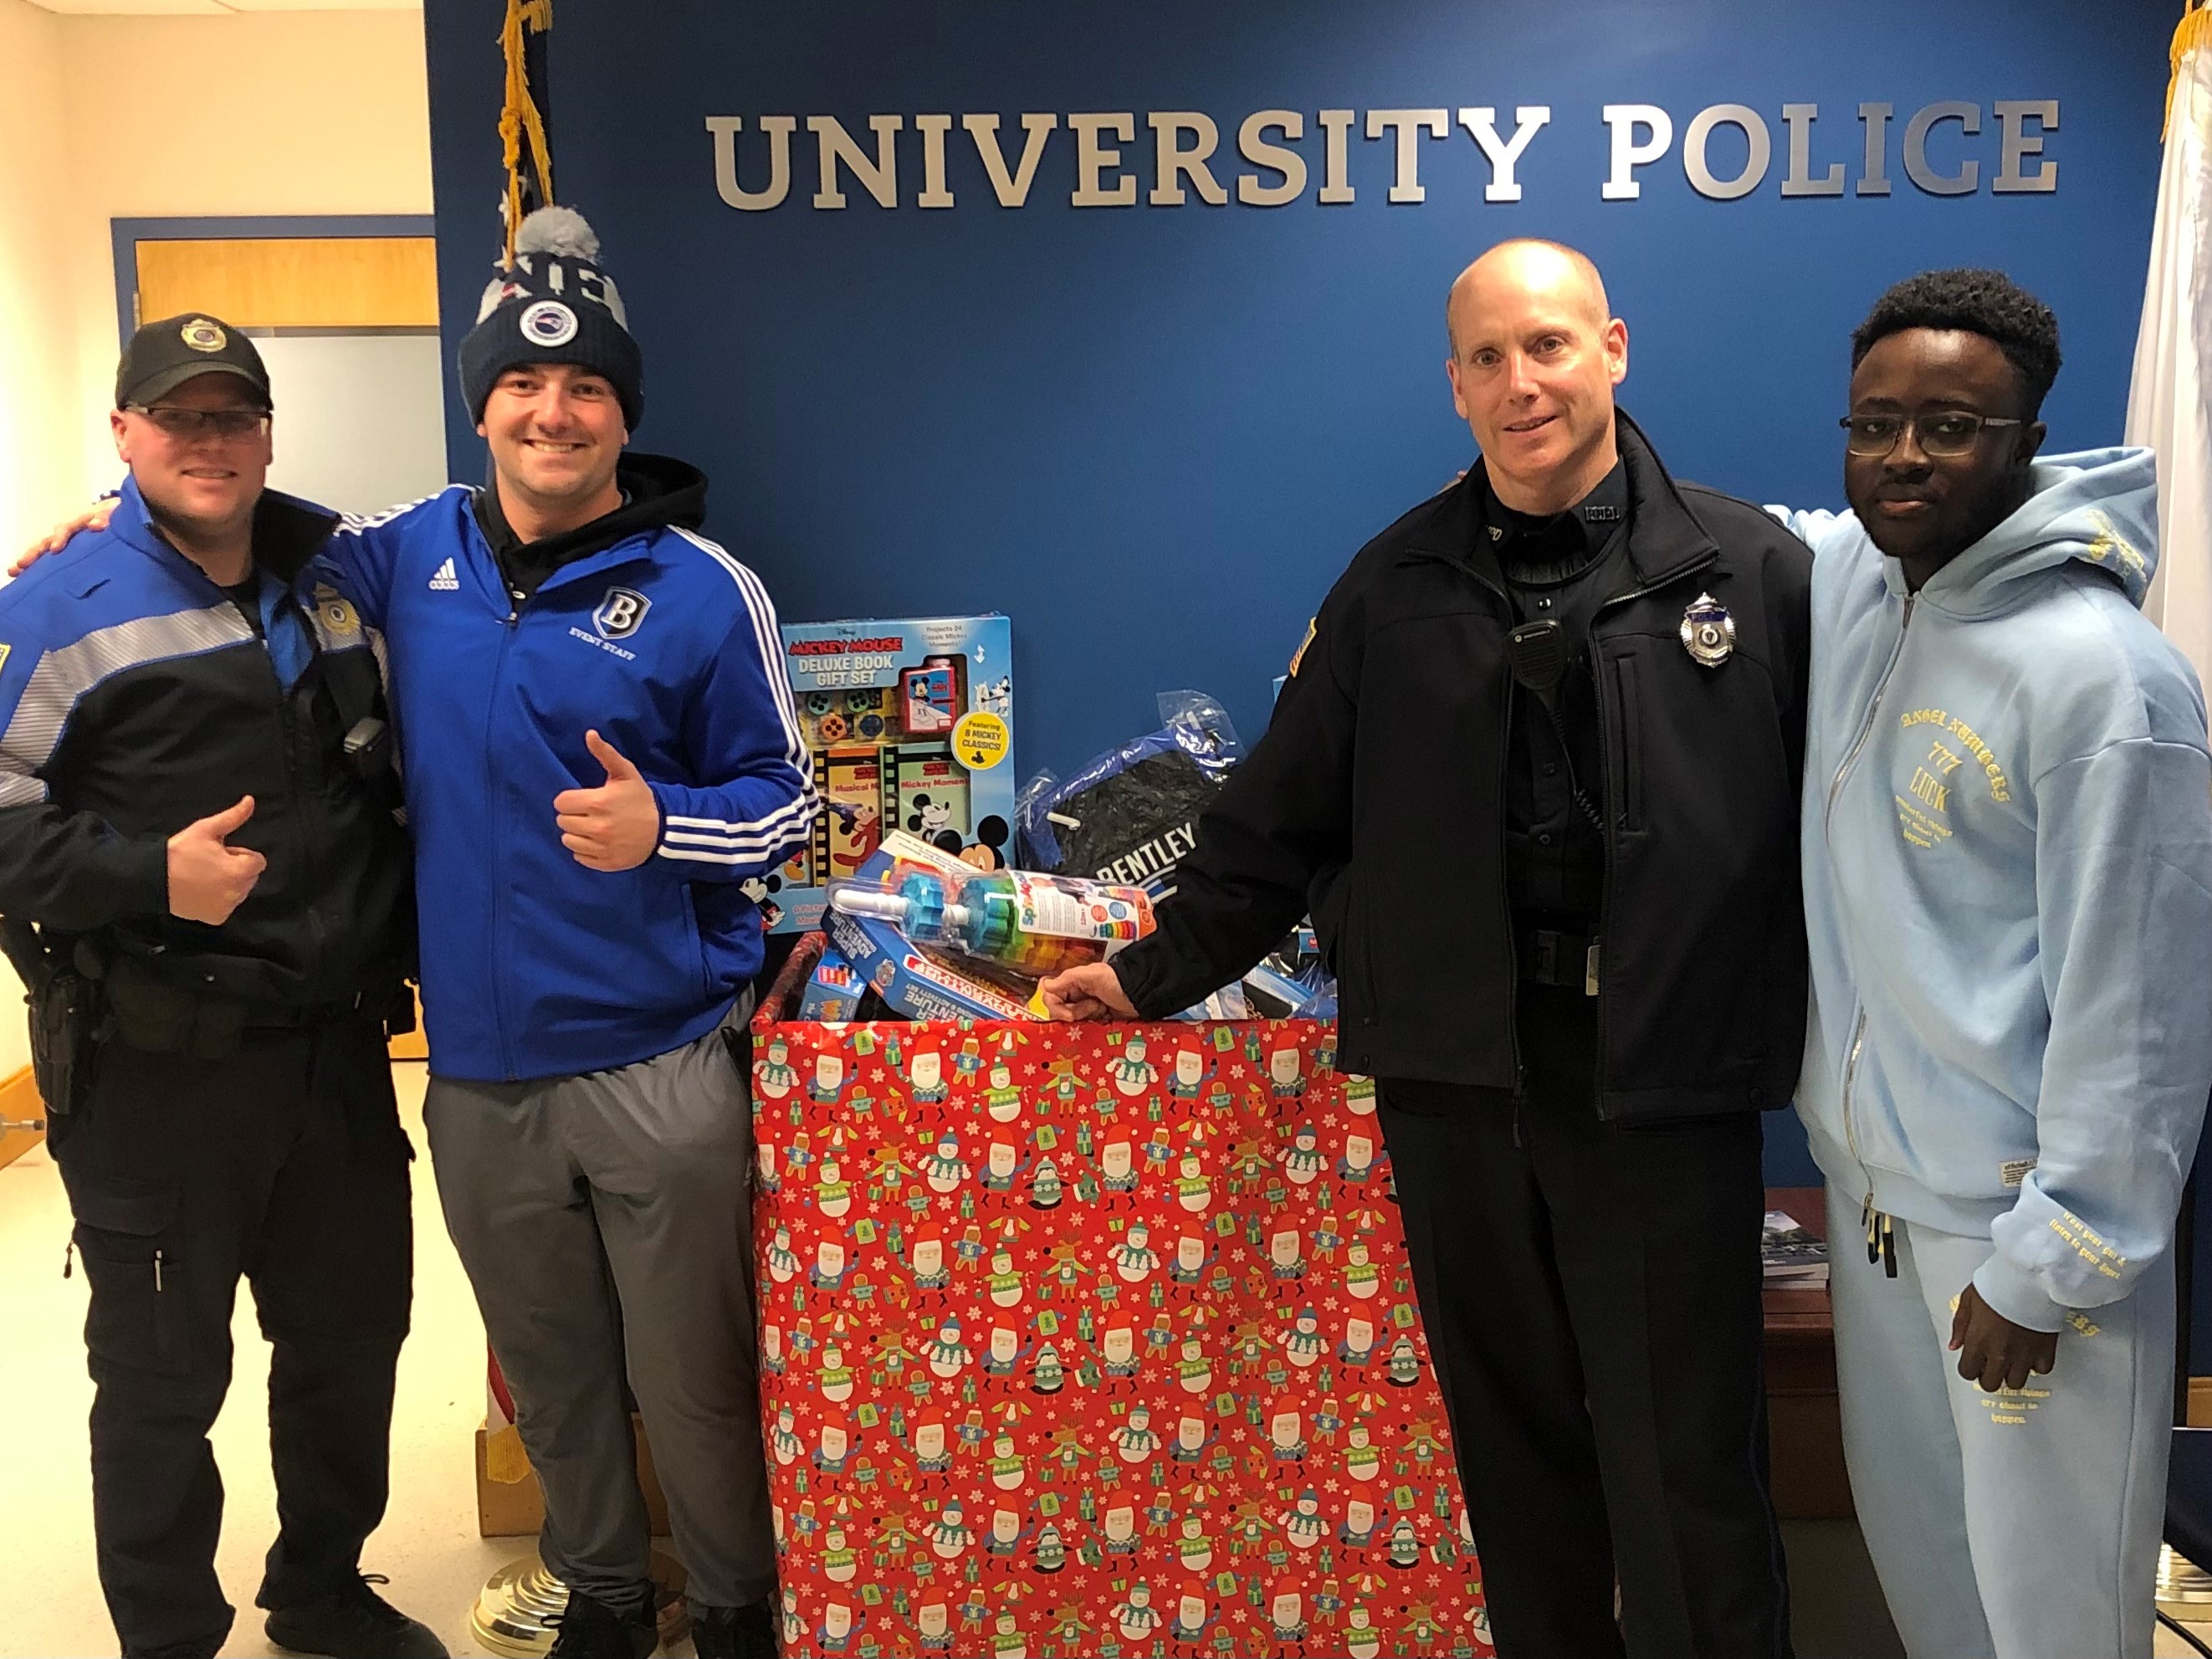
105, 958, 247, 1062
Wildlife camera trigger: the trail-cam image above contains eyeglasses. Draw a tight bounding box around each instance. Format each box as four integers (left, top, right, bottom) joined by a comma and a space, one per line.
128, 405, 270, 442
1840, 411, 2024, 458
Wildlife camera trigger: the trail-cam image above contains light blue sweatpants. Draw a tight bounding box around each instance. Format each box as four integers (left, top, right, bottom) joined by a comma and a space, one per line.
1825, 1183, 2174, 1659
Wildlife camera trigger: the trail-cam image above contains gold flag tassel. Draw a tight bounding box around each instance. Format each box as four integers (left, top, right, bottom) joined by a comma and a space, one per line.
2168, 0, 2212, 141
499, 0, 556, 265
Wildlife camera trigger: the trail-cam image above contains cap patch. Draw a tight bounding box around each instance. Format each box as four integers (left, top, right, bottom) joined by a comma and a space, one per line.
520, 299, 578, 347
180, 318, 227, 353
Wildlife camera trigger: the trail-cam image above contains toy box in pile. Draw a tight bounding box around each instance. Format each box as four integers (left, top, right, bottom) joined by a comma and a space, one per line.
767, 616, 1014, 934
745, 951, 1494, 1659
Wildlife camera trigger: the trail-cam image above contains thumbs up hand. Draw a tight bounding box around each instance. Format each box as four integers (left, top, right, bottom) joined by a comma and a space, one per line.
167, 795, 267, 924
554, 730, 660, 872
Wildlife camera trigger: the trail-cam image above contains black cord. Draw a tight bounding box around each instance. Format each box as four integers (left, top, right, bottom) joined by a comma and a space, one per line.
2161, 1609, 2212, 1658
1535, 694, 1605, 832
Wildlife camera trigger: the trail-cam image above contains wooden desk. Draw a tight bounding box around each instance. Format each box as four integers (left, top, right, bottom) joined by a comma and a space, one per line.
1764, 1185, 1852, 1519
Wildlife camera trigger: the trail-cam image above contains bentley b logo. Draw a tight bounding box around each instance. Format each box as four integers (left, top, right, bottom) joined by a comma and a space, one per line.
593, 587, 651, 640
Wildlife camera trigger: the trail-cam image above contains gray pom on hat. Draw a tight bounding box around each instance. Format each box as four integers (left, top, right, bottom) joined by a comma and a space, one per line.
512, 205, 601, 264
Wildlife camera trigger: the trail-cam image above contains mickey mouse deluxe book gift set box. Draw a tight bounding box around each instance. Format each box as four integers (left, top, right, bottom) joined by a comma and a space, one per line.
771, 616, 1016, 934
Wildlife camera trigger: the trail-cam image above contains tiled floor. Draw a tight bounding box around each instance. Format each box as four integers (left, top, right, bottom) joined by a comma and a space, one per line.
0, 1063, 2202, 1657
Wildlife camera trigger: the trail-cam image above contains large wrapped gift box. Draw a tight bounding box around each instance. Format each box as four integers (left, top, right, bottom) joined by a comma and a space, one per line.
750, 1012, 1493, 1658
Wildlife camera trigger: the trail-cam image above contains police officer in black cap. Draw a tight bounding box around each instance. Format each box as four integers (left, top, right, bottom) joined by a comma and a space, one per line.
1045, 240, 1812, 1658
0, 315, 439, 1659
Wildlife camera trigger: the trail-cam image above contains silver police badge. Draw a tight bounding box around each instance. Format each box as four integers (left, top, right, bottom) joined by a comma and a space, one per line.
1680, 593, 1734, 668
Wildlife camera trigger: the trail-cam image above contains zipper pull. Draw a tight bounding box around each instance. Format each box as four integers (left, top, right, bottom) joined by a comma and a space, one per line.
1862, 1192, 1879, 1266
1880, 1213, 1897, 1279
154, 1247, 164, 1293
62, 1239, 74, 1280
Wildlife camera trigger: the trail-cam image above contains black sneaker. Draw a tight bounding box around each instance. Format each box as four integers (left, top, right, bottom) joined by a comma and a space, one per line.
264, 1573, 448, 1659
690, 1599, 778, 1659
546, 1585, 658, 1659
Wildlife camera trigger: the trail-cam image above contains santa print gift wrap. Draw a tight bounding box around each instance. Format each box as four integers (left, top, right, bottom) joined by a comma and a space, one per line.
748, 1016, 1494, 1659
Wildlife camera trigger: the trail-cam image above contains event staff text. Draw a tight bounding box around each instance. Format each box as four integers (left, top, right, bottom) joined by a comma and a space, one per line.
706, 100, 2059, 211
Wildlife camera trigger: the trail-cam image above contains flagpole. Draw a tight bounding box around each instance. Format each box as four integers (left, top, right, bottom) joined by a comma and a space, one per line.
2132, 8, 2212, 1642
2129, 5, 2212, 666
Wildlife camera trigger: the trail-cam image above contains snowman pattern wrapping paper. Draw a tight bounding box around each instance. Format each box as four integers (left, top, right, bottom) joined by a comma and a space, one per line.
750, 1018, 1494, 1659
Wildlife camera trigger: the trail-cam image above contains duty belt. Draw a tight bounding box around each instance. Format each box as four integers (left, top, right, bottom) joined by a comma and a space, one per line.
105, 956, 381, 1060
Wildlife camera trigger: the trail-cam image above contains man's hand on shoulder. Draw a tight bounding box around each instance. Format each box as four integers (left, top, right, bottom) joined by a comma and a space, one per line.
167, 796, 266, 925
1039, 962, 1137, 1022
13, 499, 116, 576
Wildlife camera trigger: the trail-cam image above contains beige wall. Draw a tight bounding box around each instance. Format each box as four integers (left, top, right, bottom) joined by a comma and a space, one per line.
0, 0, 79, 564
0, 3, 431, 1078
0, 3, 433, 555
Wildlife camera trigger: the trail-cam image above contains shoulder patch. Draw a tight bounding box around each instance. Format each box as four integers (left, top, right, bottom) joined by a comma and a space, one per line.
1288, 617, 1318, 678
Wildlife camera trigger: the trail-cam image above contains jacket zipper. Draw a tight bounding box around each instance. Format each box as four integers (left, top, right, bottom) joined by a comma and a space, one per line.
1844, 1013, 1892, 1273
1498, 676, 1525, 1139
1825, 595, 1915, 1272
1840, 1010, 1868, 1175
1459, 562, 1528, 1124
197, 574, 328, 993
487, 585, 522, 1081
270, 596, 329, 997
1825, 596, 1916, 830
1585, 557, 1715, 1111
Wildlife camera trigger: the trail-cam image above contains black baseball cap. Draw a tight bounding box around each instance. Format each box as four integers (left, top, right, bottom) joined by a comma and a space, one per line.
115, 314, 273, 411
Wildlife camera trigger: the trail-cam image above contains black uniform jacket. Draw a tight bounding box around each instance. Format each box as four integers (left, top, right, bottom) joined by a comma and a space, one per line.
1112, 412, 1814, 1123
0, 481, 412, 1008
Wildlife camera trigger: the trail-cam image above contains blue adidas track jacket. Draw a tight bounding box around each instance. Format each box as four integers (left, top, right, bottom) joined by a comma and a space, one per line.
322, 466, 815, 1080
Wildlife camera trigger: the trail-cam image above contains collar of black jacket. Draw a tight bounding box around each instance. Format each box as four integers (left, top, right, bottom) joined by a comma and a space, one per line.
472, 452, 708, 571
1409, 407, 1720, 592
247, 490, 343, 583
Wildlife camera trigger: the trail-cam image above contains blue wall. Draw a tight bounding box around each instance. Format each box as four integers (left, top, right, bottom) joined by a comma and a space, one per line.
422, 0, 2169, 772
422, 0, 2187, 1289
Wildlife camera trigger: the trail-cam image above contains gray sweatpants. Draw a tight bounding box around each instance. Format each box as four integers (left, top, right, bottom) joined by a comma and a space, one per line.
424, 1012, 774, 1610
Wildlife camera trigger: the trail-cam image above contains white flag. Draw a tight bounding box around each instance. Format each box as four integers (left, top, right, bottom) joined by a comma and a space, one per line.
2128, 9, 2212, 681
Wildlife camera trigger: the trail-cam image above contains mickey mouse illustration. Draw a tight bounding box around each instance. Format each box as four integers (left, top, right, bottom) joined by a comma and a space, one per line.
738, 871, 784, 929
906, 793, 956, 842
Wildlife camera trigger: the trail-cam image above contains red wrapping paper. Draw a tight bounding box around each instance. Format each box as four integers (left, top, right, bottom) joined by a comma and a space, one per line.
747, 1016, 1493, 1658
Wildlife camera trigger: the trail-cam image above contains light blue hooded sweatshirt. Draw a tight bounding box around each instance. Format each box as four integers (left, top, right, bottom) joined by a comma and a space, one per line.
1779, 448, 2212, 1333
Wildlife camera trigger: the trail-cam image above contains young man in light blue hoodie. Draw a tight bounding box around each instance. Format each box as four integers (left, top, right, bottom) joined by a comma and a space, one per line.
1779, 269, 2212, 1659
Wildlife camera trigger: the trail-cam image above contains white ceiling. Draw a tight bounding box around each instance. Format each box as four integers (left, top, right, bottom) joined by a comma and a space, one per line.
27, 0, 418, 12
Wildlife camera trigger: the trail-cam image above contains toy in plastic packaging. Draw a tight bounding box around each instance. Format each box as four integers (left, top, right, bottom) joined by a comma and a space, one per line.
830, 863, 1155, 981
1015, 690, 1241, 895
824, 832, 1048, 1021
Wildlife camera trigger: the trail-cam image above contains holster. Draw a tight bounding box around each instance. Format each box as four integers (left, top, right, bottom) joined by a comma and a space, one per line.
26, 963, 98, 1118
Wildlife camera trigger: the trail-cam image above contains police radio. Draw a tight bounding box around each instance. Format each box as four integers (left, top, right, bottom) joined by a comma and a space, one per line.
1503, 620, 1602, 833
